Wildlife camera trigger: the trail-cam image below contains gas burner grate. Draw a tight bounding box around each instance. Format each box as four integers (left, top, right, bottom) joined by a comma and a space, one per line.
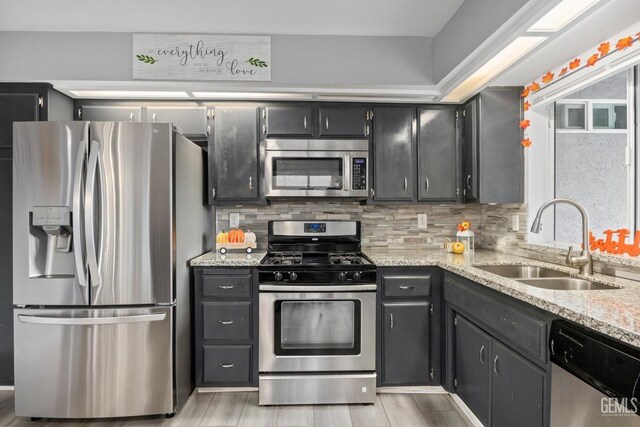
265, 252, 303, 266
329, 252, 365, 265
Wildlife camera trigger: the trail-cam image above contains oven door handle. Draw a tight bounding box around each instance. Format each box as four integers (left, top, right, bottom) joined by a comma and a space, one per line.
259, 284, 377, 292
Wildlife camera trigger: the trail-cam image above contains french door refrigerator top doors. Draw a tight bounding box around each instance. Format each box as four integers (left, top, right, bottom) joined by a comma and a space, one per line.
13, 121, 174, 306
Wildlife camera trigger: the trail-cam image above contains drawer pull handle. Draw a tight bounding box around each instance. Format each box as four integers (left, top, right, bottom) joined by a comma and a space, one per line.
219, 363, 235, 369
399, 285, 415, 290
218, 320, 234, 325
218, 285, 235, 289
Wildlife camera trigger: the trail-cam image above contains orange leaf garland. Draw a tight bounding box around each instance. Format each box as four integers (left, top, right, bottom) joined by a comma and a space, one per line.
521, 138, 532, 148
523, 101, 531, 111
521, 87, 530, 98
559, 67, 569, 76
586, 53, 599, 67
616, 36, 634, 50
569, 58, 581, 70
519, 119, 531, 130
541, 71, 554, 83
529, 82, 540, 92
598, 42, 610, 57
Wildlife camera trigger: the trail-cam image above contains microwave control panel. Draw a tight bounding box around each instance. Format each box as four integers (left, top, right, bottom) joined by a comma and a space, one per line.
352, 158, 367, 190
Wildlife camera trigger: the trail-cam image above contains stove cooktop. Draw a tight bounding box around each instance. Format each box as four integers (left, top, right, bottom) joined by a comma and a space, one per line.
260, 251, 374, 267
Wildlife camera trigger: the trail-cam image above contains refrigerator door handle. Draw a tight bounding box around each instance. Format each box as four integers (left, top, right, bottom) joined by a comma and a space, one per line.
85, 140, 101, 287
72, 135, 89, 292
17, 313, 166, 326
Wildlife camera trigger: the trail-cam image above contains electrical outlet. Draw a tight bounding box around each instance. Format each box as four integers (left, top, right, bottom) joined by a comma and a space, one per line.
229, 213, 240, 229
512, 214, 520, 232
418, 213, 428, 230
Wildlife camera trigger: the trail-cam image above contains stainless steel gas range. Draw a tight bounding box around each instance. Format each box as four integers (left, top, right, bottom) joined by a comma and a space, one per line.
258, 220, 376, 406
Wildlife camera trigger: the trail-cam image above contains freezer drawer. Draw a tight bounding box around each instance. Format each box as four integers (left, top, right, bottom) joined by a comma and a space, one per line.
14, 307, 174, 418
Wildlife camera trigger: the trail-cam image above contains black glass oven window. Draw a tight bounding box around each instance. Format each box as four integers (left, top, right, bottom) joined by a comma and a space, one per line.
274, 300, 361, 356
272, 158, 343, 190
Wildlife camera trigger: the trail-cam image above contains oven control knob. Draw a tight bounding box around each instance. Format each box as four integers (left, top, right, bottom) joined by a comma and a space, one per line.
274, 272, 283, 281
289, 272, 298, 282
353, 272, 362, 281
338, 272, 347, 281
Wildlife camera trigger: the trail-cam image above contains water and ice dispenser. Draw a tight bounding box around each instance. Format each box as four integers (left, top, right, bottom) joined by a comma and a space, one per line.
30, 206, 75, 277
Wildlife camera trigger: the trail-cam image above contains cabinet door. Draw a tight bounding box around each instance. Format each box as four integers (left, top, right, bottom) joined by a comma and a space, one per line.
318, 106, 368, 137
79, 105, 142, 122
373, 107, 416, 202
418, 107, 459, 201
463, 99, 478, 201
381, 302, 430, 385
0, 93, 39, 148
491, 340, 545, 427
0, 153, 13, 385
455, 315, 491, 426
265, 105, 314, 137
147, 106, 208, 136
209, 107, 259, 203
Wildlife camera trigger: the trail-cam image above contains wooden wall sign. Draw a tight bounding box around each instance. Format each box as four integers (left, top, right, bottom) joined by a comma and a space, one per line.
589, 229, 640, 256
133, 34, 271, 81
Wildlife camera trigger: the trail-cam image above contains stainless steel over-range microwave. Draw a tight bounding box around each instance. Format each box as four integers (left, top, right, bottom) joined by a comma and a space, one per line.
264, 139, 369, 199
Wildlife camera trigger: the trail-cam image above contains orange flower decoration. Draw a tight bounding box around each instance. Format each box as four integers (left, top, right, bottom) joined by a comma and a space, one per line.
569, 58, 581, 70
541, 71, 554, 83
523, 101, 531, 111
616, 36, 634, 50
519, 119, 531, 130
559, 67, 569, 77
521, 87, 530, 98
586, 54, 599, 67
598, 42, 610, 57
529, 82, 541, 92
521, 138, 532, 148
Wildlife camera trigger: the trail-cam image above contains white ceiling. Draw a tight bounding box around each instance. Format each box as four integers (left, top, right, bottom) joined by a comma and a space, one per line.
494, 0, 640, 86
0, 0, 465, 37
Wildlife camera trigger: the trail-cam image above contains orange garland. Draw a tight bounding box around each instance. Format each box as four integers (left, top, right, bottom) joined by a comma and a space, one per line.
520, 34, 639, 148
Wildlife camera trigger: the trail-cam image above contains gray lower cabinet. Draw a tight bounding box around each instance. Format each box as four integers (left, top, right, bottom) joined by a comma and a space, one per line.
264, 105, 314, 137
463, 87, 524, 203
417, 106, 460, 202
372, 107, 416, 202
195, 268, 258, 387
378, 268, 440, 386
318, 106, 369, 137
455, 315, 491, 426
209, 106, 260, 204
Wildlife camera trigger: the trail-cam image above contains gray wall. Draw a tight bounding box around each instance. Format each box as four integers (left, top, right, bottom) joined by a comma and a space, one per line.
0, 32, 435, 86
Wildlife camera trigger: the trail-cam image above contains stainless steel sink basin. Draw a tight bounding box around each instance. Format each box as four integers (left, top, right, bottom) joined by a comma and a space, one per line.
475, 264, 570, 279
517, 278, 617, 291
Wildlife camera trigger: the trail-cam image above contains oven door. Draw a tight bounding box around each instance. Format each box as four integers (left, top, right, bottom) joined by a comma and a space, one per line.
259, 287, 376, 372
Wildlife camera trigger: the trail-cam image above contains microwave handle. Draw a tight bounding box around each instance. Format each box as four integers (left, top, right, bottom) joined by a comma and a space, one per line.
344, 155, 351, 194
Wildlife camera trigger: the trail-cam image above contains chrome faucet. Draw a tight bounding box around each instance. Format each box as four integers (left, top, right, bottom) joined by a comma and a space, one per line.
530, 198, 593, 275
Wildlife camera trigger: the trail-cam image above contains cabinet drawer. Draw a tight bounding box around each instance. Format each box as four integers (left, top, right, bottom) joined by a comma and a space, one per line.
445, 276, 546, 362
382, 275, 431, 298
203, 345, 252, 384
203, 301, 252, 341
202, 274, 252, 298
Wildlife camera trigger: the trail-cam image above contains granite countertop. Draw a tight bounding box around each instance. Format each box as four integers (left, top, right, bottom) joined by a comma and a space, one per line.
190, 248, 640, 348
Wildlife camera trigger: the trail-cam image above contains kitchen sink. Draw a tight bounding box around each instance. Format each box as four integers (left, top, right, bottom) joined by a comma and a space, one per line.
475, 264, 570, 279
517, 278, 617, 291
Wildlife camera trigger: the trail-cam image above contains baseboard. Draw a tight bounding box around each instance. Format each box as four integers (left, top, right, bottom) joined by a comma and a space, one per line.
0, 386, 14, 391
449, 393, 484, 427
198, 387, 259, 393
376, 386, 447, 394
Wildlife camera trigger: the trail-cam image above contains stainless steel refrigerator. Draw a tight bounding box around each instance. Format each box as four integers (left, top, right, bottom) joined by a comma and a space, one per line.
12, 121, 210, 419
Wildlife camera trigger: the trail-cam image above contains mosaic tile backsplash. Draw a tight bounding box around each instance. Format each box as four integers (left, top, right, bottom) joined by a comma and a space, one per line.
214, 202, 527, 251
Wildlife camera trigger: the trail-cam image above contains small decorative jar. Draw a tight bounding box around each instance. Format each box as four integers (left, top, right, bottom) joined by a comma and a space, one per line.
456, 229, 475, 253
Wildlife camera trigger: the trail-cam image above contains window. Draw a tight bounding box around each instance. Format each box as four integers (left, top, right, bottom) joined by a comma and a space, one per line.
549, 69, 636, 246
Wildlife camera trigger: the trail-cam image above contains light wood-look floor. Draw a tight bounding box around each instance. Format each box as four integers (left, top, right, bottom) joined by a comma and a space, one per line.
0, 390, 474, 427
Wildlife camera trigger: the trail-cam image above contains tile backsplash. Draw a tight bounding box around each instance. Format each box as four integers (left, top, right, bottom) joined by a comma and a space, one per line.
215, 202, 527, 251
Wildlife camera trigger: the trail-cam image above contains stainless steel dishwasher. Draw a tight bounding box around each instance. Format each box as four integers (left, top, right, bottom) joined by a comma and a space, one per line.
550, 320, 640, 426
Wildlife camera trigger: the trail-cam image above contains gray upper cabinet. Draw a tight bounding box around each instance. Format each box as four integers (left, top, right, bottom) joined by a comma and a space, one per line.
146, 106, 209, 137
78, 105, 143, 122
318, 106, 369, 137
463, 99, 478, 201
455, 315, 491, 426
418, 106, 460, 202
463, 87, 523, 203
372, 107, 416, 202
264, 105, 314, 137
209, 106, 260, 203
0, 94, 39, 148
